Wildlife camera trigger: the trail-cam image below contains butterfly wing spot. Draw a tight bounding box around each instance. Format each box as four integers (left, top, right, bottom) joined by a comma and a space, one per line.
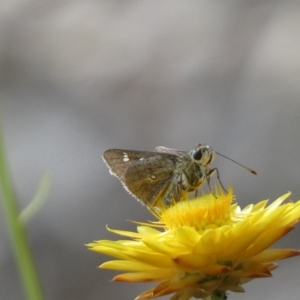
123, 152, 130, 162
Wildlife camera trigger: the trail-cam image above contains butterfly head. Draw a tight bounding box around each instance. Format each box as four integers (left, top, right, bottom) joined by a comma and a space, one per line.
191, 144, 215, 167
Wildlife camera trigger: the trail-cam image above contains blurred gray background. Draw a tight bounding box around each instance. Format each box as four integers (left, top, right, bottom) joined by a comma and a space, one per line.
0, 1, 300, 300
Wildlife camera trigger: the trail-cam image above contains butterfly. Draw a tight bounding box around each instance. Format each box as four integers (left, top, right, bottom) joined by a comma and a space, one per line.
102, 144, 221, 209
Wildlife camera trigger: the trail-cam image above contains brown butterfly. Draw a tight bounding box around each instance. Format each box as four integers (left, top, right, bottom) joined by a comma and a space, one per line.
103, 144, 221, 209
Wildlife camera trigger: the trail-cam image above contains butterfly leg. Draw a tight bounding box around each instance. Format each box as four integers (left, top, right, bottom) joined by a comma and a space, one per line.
207, 168, 227, 193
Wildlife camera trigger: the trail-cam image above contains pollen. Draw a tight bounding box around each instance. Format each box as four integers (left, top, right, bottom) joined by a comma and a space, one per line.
160, 187, 234, 231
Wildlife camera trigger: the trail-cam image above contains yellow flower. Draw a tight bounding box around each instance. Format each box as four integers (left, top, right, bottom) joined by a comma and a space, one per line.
87, 187, 300, 300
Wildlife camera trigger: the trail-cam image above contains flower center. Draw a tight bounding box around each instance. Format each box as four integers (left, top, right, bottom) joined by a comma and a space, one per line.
160, 188, 234, 231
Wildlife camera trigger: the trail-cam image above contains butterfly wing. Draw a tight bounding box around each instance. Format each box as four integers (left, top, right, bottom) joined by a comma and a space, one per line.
154, 146, 187, 156
103, 149, 181, 207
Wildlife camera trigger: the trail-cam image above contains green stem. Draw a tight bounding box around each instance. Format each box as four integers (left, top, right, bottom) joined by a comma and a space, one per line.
0, 119, 44, 299
19, 173, 51, 225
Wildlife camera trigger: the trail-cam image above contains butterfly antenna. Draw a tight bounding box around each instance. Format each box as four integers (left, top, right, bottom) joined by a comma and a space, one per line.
215, 151, 257, 176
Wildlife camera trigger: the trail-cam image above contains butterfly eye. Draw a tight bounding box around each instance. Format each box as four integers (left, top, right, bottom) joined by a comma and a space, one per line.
193, 149, 203, 161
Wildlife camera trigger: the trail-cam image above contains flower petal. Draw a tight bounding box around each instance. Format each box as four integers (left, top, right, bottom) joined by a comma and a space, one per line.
174, 226, 200, 247
229, 261, 272, 278
100, 260, 160, 271
143, 239, 189, 258
124, 249, 174, 268
153, 274, 206, 295
137, 226, 163, 236
173, 253, 212, 270
240, 226, 294, 259
251, 248, 300, 263
113, 269, 178, 282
